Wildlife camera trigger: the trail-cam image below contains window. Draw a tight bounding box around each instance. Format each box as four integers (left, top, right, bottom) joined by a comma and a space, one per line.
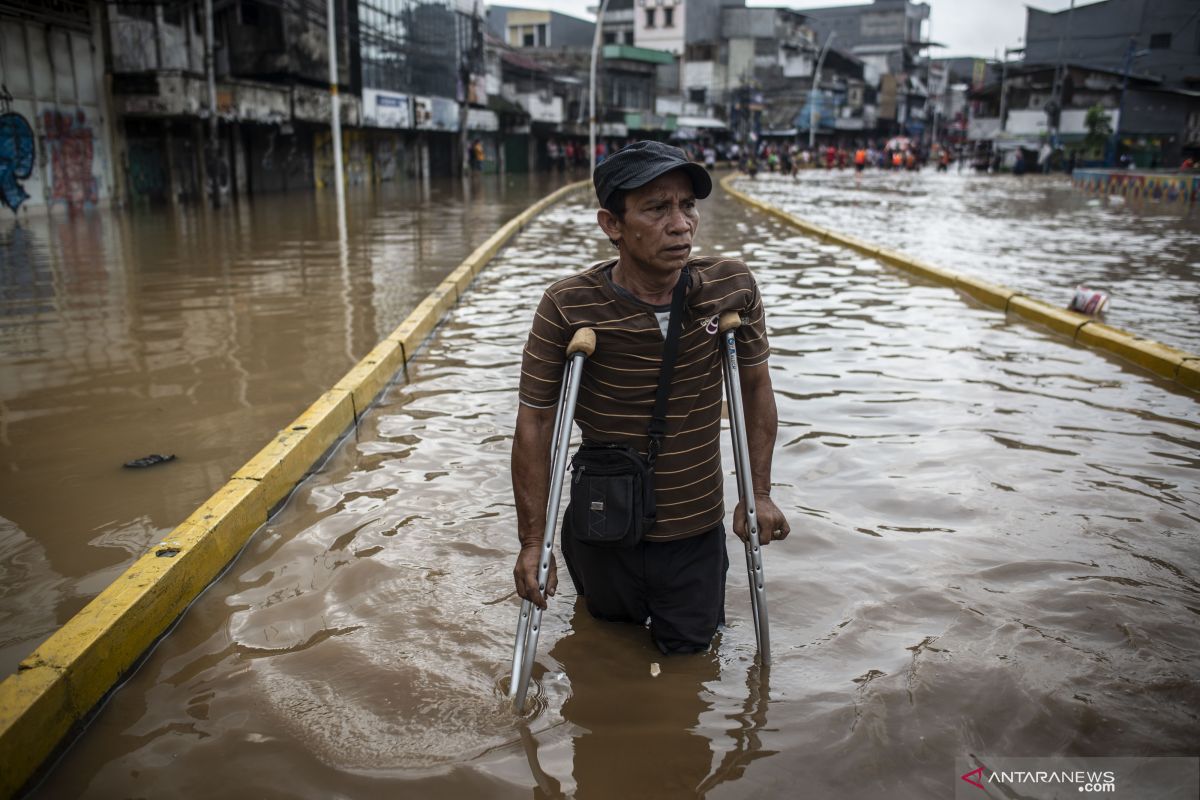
604, 31, 617, 45
512, 24, 547, 48
663, 8, 674, 27
1149, 33, 1171, 49
645, 9, 655, 28
688, 88, 707, 104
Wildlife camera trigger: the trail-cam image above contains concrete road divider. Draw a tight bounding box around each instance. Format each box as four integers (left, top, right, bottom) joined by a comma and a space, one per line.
1178, 359, 1200, 391
1074, 322, 1192, 381
1007, 295, 1089, 339
721, 174, 1198, 394
0, 179, 590, 799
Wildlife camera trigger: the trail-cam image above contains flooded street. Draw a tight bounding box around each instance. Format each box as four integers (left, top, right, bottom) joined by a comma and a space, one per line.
28, 178, 1199, 798
739, 170, 1200, 353
0, 174, 568, 676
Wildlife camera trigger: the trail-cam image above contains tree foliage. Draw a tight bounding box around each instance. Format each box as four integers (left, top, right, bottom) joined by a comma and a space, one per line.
1083, 104, 1113, 155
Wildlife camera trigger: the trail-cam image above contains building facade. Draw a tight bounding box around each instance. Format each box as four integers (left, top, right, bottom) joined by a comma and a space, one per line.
1024, 0, 1200, 91
0, 0, 116, 216
966, 0, 1200, 168
793, 0, 931, 137
486, 5, 595, 49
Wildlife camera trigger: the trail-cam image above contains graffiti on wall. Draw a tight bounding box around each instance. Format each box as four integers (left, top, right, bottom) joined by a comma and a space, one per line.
1073, 169, 1199, 207
42, 109, 98, 210
314, 130, 371, 188
261, 128, 305, 177
374, 138, 400, 182
0, 85, 35, 213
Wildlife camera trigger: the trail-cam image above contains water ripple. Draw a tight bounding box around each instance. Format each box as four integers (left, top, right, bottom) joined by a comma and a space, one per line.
36, 183, 1200, 799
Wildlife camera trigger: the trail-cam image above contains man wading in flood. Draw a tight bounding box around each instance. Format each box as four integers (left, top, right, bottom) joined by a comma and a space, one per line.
511, 141, 790, 654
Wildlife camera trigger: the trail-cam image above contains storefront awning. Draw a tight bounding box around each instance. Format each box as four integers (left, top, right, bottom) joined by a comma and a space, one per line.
675, 116, 726, 130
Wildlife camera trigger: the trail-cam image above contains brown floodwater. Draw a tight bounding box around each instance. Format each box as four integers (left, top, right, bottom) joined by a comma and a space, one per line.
0, 173, 569, 677
740, 169, 1200, 353
23, 177, 1199, 798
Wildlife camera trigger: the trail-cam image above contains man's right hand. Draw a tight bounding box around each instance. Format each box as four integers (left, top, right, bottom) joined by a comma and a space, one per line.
514, 543, 557, 609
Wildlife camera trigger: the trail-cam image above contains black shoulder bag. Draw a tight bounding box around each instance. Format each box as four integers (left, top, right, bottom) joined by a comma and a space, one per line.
568, 268, 689, 548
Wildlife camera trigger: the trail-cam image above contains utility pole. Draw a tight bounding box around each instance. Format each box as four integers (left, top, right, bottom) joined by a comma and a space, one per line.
589, 0, 611, 175
326, 0, 346, 235
1110, 38, 1149, 167
203, 0, 220, 207
997, 46, 1023, 135
459, 1, 483, 178
809, 31, 835, 150
1047, 0, 1076, 150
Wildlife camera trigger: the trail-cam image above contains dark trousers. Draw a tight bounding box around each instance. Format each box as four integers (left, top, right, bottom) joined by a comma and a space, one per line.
561, 517, 729, 654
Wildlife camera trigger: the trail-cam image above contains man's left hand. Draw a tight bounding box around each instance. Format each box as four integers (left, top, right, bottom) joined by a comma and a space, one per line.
733, 493, 790, 545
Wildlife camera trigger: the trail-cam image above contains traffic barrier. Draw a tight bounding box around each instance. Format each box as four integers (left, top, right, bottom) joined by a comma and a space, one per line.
721, 174, 1198, 393
0, 179, 591, 798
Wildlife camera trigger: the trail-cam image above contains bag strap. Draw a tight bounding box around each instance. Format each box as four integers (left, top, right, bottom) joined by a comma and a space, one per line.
646, 267, 689, 466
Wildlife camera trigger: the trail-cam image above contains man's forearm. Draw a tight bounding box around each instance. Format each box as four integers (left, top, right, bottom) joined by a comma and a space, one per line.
512, 405, 556, 548
739, 365, 778, 497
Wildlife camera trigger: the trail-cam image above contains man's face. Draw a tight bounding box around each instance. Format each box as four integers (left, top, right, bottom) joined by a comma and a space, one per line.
604, 169, 699, 275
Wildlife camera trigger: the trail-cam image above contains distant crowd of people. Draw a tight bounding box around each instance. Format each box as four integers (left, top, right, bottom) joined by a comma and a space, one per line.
467, 137, 956, 176
723, 140, 956, 178
467, 135, 1200, 177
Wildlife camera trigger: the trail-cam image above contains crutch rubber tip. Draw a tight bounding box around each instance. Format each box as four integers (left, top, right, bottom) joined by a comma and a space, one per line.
567, 327, 596, 357
718, 311, 742, 333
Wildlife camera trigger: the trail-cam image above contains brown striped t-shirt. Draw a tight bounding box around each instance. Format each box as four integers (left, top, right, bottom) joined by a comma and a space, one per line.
518, 256, 770, 542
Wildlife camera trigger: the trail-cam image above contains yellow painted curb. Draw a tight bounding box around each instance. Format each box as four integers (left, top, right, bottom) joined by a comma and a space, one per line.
334, 338, 408, 420
1075, 322, 1187, 380
0, 178, 590, 798
1, 476, 267, 799
233, 389, 357, 512
873, 247, 959, 287
721, 174, 1198, 394
1008, 295, 1089, 339
955, 274, 1016, 312
1177, 359, 1200, 391
391, 286, 457, 357
826, 232, 877, 253
0, 667, 73, 799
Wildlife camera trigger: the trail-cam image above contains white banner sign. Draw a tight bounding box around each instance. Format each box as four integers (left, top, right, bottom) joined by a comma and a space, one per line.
364, 89, 412, 129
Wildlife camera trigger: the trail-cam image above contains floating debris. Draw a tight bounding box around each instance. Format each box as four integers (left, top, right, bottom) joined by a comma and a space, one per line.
1067, 286, 1110, 315
123, 454, 176, 469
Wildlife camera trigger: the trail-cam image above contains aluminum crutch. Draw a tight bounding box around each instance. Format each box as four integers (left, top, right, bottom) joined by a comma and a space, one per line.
509, 327, 596, 711
718, 311, 771, 665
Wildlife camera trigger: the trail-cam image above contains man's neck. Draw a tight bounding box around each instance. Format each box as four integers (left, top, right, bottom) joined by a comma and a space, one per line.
611, 258, 681, 306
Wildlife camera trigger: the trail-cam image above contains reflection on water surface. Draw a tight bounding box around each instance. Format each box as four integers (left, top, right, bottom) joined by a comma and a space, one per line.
32, 180, 1199, 798
0, 175, 569, 675
738, 170, 1200, 352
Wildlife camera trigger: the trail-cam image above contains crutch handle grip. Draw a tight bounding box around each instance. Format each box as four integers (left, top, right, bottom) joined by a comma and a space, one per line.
566, 327, 596, 357
718, 311, 742, 333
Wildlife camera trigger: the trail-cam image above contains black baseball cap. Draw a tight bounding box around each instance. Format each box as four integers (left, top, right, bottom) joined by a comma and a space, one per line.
593, 140, 712, 208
